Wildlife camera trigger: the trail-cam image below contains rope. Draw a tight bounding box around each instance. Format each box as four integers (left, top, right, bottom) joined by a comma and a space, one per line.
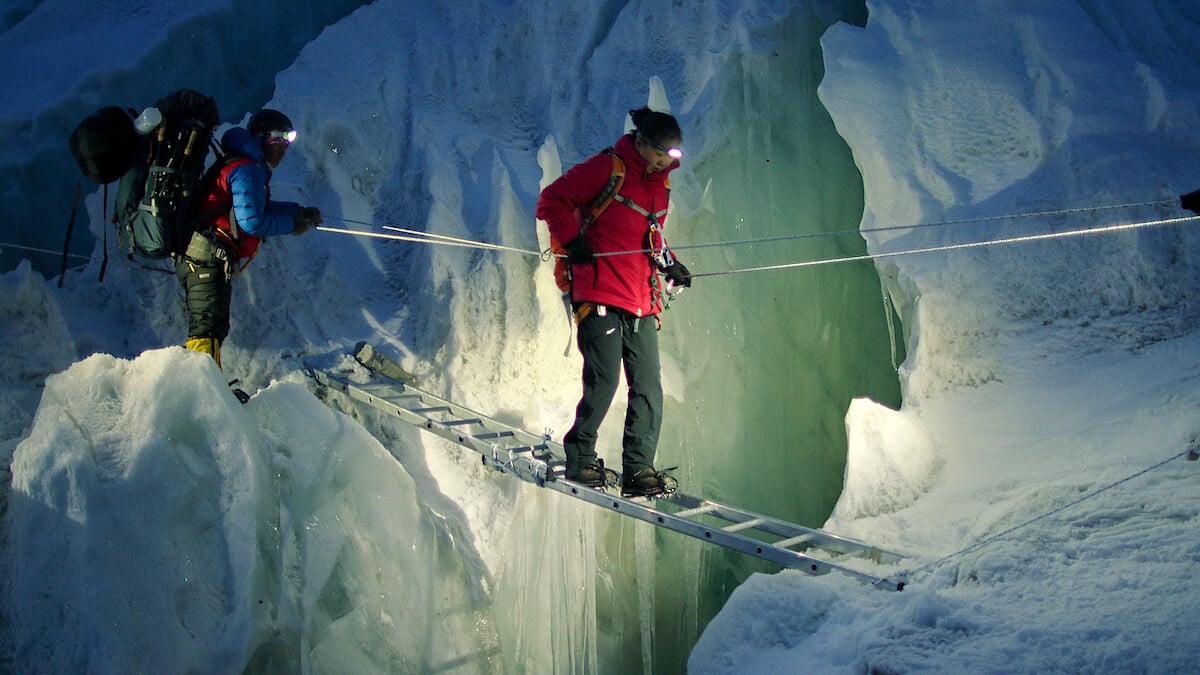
318, 218, 542, 257
669, 198, 1178, 256
380, 226, 541, 256
692, 214, 1200, 279
892, 445, 1199, 587
310, 201, 1197, 277
1, 242, 90, 260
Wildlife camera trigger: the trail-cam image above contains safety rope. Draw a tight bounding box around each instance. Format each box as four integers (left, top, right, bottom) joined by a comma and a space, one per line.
1, 242, 90, 260
889, 445, 1199, 588
321, 217, 542, 256
692, 213, 1200, 279
658, 198, 1180, 258
571, 197, 1181, 259
313, 199, 1196, 276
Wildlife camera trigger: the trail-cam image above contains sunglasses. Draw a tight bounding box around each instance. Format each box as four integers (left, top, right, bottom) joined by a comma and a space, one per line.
644, 136, 683, 159
264, 129, 298, 145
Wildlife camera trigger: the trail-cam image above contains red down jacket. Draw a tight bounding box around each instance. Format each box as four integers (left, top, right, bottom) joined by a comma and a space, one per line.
537, 133, 678, 317
195, 126, 301, 264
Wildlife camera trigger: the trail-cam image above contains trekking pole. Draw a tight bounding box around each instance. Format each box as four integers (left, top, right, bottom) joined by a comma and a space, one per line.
59, 178, 82, 288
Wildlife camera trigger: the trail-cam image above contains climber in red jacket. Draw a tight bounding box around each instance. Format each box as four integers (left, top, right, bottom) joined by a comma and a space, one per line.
537, 107, 691, 497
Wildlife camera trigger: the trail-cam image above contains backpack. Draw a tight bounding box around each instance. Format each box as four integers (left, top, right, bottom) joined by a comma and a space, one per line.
546, 148, 627, 293
110, 89, 221, 260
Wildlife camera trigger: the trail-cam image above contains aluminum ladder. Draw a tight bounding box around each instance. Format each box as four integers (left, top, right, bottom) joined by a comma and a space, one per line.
304, 345, 905, 591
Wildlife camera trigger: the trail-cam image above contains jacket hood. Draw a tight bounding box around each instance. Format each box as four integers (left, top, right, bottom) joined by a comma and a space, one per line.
221, 126, 266, 162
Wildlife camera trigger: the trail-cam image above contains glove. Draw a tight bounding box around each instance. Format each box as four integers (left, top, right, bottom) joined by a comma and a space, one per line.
663, 260, 692, 289
292, 206, 322, 235
564, 236, 595, 264
1181, 189, 1200, 216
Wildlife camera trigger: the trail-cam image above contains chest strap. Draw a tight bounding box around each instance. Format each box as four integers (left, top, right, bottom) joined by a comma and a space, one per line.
612, 194, 668, 223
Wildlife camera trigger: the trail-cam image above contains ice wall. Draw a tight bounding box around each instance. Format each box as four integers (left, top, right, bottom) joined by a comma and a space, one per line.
818, 0, 1200, 404
687, 3, 1200, 670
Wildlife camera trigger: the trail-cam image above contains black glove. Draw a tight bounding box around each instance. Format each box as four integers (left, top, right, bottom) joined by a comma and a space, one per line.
292, 206, 322, 235
663, 260, 692, 289
1181, 189, 1200, 216
564, 236, 595, 265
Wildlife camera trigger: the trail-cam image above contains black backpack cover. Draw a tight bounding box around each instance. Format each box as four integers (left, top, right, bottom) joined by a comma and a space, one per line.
69, 106, 140, 185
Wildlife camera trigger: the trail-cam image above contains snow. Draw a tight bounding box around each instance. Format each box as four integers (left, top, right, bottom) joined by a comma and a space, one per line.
2, 0, 1200, 673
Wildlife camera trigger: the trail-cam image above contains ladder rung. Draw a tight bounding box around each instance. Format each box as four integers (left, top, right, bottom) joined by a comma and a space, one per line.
443, 418, 483, 427
722, 517, 769, 534
492, 445, 536, 455
410, 406, 451, 415
378, 393, 422, 402
775, 534, 816, 550
673, 503, 719, 519
474, 431, 516, 440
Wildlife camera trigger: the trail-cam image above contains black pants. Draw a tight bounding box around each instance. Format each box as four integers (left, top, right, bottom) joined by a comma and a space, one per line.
563, 307, 663, 475
175, 256, 232, 344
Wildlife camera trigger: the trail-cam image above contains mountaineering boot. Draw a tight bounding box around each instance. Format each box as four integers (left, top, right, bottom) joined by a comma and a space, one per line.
621, 467, 678, 498
228, 379, 250, 405
565, 458, 617, 488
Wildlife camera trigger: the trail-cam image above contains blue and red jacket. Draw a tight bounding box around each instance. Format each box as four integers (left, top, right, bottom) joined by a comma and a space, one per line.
197, 126, 301, 263
537, 134, 678, 317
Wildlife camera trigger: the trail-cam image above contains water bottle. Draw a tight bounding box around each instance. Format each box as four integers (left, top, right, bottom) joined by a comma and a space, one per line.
134, 106, 162, 135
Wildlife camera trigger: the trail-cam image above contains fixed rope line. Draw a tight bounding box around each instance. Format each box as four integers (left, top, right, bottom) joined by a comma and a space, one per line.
358, 217, 542, 255
577, 197, 1180, 258
316, 224, 542, 256
312, 203, 1196, 275
324, 216, 543, 256
1, 242, 90, 260
665, 197, 1180, 256
691, 213, 1200, 279
893, 445, 1199, 587
381, 226, 542, 256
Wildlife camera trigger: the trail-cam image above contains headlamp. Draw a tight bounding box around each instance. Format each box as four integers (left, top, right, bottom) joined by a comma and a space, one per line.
645, 136, 683, 159
265, 129, 298, 144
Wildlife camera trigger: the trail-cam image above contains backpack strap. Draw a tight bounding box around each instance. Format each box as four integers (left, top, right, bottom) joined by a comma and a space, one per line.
556, 148, 627, 289
580, 149, 626, 234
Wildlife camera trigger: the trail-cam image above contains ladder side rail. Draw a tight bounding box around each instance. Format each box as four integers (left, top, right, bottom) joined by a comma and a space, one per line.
547, 479, 902, 590
307, 367, 904, 585
330, 373, 563, 461
660, 492, 905, 563
330, 369, 905, 562
667, 497, 823, 539
324, 372, 555, 485
702, 503, 904, 562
